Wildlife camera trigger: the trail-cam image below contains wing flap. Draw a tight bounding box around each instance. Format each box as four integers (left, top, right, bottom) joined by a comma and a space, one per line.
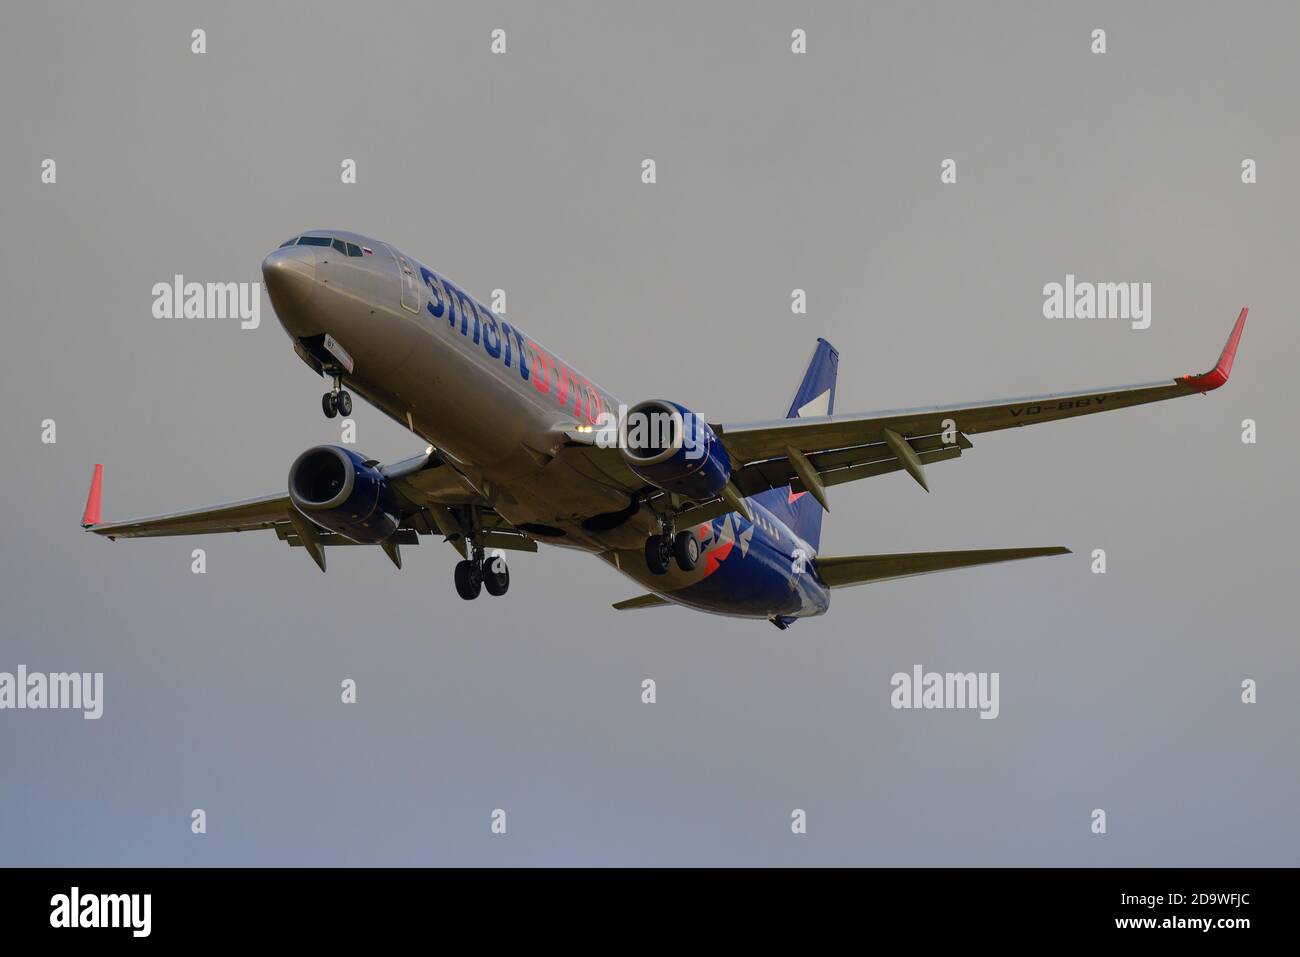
276, 527, 420, 548
733, 434, 970, 497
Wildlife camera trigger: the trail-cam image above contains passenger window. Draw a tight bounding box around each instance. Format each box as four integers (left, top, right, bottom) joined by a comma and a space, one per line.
332, 238, 347, 254
346, 243, 362, 257
297, 236, 331, 247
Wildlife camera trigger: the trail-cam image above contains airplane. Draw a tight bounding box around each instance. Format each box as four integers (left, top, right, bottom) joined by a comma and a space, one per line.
80, 230, 1248, 628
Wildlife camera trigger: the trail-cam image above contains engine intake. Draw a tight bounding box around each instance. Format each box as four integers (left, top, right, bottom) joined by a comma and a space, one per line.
619, 400, 732, 500
288, 445, 399, 544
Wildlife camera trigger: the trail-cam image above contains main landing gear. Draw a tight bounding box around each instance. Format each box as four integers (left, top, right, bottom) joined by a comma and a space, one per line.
321, 373, 352, 419
454, 547, 510, 600
644, 528, 699, 575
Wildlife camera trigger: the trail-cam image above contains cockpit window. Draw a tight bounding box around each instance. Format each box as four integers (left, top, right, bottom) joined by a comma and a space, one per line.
278, 237, 298, 248
292, 235, 365, 256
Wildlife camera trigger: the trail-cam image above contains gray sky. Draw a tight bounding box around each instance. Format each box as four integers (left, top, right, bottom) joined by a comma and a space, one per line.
1, 0, 1296, 865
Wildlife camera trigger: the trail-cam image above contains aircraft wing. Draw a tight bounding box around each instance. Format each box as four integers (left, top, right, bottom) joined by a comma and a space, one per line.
80, 449, 535, 570
716, 308, 1246, 500
565, 308, 1246, 513
84, 486, 291, 539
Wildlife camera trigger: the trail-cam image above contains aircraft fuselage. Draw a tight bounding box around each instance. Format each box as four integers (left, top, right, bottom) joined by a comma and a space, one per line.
262, 230, 830, 622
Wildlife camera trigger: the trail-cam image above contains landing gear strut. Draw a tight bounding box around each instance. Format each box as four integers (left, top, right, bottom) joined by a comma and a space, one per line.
454, 540, 510, 600
321, 373, 352, 419
644, 527, 699, 575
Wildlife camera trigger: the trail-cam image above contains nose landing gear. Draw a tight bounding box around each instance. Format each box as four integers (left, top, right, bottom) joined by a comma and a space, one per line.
321, 373, 352, 419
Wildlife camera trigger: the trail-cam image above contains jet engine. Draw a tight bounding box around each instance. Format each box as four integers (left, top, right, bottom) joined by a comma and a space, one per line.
287, 445, 400, 543
619, 399, 732, 500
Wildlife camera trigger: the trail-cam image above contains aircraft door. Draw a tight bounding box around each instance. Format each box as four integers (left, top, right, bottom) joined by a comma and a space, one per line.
387, 245, 421, 314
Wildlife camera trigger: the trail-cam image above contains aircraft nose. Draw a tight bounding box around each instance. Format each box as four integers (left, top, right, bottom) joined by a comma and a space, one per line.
261, 246, 317, 316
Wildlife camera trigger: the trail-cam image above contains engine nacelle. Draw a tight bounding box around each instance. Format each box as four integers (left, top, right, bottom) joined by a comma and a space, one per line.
287, 445, 400, 544
619, 399, 732, 500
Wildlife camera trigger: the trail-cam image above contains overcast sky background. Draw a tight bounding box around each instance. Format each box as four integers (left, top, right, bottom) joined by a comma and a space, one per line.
1, 0, 1296, 865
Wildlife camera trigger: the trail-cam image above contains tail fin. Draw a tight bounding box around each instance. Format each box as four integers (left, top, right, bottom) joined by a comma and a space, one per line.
751, 339, 838, 550
784, 338, 838, 421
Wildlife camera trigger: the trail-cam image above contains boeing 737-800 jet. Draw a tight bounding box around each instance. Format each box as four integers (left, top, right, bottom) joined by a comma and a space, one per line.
81, 231, 1247, 628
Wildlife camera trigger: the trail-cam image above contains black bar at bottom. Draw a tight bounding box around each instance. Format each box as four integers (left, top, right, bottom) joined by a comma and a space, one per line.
0, 867, 1278, 942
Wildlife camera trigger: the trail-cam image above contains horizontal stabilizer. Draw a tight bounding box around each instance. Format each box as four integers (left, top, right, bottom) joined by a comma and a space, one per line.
815, 546, 1070, 589
612, 593, 670, 611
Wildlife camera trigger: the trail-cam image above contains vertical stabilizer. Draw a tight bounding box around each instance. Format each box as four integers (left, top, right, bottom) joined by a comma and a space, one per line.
750, 339, 838, 550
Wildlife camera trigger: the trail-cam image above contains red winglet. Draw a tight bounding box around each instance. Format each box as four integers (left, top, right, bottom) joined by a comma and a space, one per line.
82, 464, 103, 528
1180, 307, 1247, 393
